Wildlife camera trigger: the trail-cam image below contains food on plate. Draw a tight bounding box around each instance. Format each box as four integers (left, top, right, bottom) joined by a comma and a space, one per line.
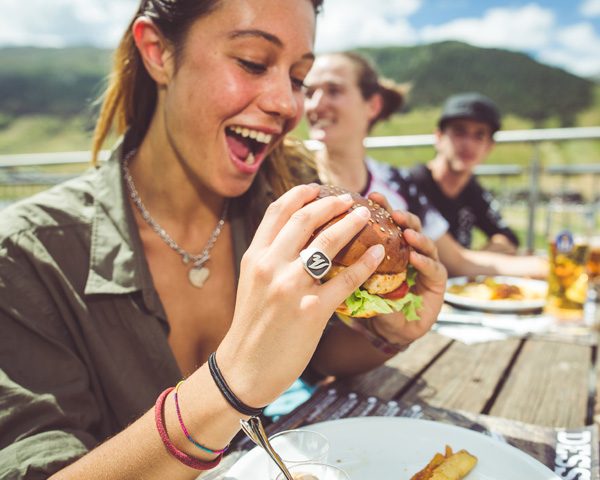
314, 185, 422, 320
410, 445, 477, 480
447, 276, 544, 302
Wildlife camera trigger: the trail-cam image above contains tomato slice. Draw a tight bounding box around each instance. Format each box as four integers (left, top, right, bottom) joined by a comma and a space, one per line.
382, 282, 409, 300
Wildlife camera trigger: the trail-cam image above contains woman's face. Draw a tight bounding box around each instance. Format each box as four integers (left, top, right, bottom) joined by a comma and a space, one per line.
303, 55, 375, 148
160, 0, 316, 197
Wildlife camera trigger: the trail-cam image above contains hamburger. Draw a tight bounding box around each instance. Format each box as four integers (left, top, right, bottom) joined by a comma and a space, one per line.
314, 185, 422, 320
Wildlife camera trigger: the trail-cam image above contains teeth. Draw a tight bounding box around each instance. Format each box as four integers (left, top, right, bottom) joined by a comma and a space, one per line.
313, 118, 333, 128
230, 126, 272, 144
244, 152, 256, 165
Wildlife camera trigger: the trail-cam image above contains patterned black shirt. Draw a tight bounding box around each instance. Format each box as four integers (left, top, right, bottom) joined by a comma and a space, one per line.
408, 164, 519, 248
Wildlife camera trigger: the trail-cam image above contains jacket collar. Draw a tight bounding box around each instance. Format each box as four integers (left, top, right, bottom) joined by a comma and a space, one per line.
84, 140, 153, 297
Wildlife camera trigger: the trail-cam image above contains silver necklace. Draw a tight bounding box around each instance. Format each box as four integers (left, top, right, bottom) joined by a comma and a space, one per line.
123, 151, 229, 288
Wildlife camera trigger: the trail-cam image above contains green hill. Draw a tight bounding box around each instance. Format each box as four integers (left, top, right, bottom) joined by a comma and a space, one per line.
0, 42, 595, 123
357, 41, 594, 127
0, 42, 597, 154
0, 46, 112, 117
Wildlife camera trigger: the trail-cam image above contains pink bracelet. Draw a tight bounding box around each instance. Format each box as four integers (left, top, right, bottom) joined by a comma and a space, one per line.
174, 381, 229, 455
154, 387, 223, 471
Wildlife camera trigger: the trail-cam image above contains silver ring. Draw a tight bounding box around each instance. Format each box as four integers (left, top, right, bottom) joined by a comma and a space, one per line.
299, 247, 332, 280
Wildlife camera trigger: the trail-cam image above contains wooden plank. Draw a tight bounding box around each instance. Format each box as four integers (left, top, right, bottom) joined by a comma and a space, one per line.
490, 340, 590, 428
337, 332, 452, 400
399, 338, 521, 414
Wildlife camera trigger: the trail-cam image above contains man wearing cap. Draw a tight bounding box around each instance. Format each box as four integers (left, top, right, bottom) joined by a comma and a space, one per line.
410, 92, 520, 254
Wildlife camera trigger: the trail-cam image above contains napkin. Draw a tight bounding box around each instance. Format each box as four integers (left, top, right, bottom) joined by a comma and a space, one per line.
434, 309, 554, 344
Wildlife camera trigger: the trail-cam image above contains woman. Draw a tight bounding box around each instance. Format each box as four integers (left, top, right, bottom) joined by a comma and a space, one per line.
0, 3, 445, 479
304, 51, 548, 278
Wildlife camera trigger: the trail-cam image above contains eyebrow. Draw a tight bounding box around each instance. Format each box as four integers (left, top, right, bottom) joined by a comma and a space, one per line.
228, 29, 314, 61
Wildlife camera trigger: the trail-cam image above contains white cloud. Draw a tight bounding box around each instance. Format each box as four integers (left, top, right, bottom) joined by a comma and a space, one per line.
580, 0, 600, 17
315, 0, 422, 52
419, 4, 555, 50
539, 22, 600, 76
0, 0, 597, 77
0, 0, 137, 47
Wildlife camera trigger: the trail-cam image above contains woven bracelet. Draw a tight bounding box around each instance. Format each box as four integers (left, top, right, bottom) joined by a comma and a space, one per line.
208, 352, 265, 417
154, 387, 223, 471
174, 381, 230, 455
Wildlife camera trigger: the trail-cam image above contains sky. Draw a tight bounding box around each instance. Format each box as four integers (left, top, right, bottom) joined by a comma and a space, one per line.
1, 0, 599, 78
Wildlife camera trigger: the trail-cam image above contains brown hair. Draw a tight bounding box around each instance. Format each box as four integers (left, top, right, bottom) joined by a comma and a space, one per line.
333, 51, 408, 131
91, 0, 323, 196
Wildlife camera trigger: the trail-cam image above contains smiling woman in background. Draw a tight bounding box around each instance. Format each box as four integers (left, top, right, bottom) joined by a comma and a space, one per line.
0, 2, 446, 479
304, 51, 547, 279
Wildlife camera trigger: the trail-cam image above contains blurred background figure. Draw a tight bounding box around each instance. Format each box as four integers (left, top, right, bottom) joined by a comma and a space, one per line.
409, 93, 520, 254
304, 51, 547, 279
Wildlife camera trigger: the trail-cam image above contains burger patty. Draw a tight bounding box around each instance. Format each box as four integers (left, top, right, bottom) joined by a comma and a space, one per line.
324, 265, 407, 295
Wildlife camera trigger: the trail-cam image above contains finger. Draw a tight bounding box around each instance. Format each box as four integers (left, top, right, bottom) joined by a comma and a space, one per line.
319, 244, 385, 312
367, 191, 392, 212
403, 228, 438, 261
297, 203, 372, 262
250, 184, 320, 249
367, 191, 422, 233
392, 210, 422, 232
410, 249, 447, 292
270, 193, 360, 257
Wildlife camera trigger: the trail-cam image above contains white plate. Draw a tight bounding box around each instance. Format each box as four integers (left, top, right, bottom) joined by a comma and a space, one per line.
444, 276, 548, 312
224, 417, 559, 479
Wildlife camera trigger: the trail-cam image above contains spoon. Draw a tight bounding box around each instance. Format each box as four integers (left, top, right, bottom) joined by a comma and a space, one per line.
240, 416, 294, 480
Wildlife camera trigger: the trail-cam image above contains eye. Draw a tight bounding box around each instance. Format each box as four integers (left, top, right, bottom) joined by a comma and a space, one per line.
327, 85, 341, 97
291, 77, 306, 92
238, 59, 267, 75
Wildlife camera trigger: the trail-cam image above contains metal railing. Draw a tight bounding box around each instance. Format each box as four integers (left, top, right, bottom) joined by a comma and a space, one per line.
1, 126, 599, 251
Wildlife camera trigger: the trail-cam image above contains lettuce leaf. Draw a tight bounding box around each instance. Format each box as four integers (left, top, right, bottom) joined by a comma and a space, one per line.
344, 285, 423, 321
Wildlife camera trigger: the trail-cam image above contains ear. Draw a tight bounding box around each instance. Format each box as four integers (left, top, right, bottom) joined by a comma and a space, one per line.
434, 129, 443, 150
366, 93, 383, 124
132, 17, 174, 85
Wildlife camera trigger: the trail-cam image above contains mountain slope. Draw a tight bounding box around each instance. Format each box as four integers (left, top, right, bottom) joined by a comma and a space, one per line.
357, 41, 594, 126
0, 42, 594, 126
0, 47, 112, 117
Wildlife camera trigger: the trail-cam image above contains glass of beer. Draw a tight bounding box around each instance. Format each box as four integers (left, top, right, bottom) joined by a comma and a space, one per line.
587, 236, 600, 301
545, 202, 592, 321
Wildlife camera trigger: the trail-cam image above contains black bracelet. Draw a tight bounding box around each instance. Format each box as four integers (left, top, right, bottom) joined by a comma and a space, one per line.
207, 352, 264, 417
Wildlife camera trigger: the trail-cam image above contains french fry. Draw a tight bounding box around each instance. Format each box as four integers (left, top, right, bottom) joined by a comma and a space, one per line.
410, 445, 477, 480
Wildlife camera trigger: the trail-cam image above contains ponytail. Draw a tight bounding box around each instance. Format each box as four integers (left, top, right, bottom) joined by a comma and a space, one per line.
91, 24, 157, 165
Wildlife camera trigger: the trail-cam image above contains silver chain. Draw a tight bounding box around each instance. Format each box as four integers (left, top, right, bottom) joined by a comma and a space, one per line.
122, 150, 229, 268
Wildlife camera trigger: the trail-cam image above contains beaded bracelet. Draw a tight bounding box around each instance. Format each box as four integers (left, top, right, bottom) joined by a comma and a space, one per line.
335, 313, 411, 355
174, 381, 229, 455
154, 387, 223, 471
208, 352, 265, 417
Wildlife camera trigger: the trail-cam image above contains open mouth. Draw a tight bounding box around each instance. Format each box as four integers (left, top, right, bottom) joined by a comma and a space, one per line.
226, 126, 273, 166
307, 112, 334, 129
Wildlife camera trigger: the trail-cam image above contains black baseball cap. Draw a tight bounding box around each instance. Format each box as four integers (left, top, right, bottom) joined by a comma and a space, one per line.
438, 92, 501, 133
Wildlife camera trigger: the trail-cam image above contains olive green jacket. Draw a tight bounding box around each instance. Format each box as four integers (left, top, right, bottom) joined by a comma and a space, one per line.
0, 138, 275, 479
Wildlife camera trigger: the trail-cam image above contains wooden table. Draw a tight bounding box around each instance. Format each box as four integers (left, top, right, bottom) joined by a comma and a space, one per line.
338, 328, 596, 429
206, 304, 600, 479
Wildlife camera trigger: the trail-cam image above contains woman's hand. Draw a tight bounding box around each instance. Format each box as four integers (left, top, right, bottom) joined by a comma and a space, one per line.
370, 227, 447, 348
216, 184, 384, 407
356, 190, 446, 348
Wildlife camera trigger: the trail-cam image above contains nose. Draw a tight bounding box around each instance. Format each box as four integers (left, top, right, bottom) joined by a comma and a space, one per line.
259, 76, 299, 120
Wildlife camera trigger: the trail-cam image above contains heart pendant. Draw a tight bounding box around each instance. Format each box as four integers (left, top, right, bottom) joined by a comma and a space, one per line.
188, 266, 210, 288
